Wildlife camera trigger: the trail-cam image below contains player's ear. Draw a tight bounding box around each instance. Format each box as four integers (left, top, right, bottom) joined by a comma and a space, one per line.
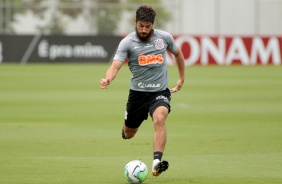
134, 18, 137, 25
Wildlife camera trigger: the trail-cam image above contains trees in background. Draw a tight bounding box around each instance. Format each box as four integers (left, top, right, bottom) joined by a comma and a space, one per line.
0, 0, 171, 35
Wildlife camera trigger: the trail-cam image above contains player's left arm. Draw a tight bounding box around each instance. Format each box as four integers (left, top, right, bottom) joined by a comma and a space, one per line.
170, 48, 185, 93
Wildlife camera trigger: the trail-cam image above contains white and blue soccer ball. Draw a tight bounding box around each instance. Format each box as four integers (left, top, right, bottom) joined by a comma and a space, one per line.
124, 160, 148, 183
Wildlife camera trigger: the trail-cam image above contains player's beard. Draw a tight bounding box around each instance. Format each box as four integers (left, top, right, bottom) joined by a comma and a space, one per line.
135, 27, 154, 42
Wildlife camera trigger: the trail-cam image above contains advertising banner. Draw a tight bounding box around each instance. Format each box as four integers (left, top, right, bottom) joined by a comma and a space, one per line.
0, 35, 121, 63
0, 35, 281, 65
167, 35, 282, 66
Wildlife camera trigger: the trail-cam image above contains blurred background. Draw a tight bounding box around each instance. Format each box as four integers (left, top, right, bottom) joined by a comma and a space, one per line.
0, 0, 281, 64
1, 0, 282, 35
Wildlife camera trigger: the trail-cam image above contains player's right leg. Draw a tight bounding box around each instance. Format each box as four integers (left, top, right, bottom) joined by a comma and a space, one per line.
121, 90, 148, 139
121, 124, 138, 139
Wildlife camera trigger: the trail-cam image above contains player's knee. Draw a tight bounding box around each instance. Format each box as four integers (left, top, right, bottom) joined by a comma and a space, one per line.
153, 107, 168, 122
153, 115, 166, 131
153, 114, 166, 126
154, 114, 165, 123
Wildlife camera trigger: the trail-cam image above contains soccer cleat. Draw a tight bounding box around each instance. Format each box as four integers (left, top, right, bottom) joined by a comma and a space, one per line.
152, 159, 169, 176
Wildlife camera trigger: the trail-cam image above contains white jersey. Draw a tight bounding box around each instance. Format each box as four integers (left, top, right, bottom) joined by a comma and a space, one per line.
113, 29, 178, 92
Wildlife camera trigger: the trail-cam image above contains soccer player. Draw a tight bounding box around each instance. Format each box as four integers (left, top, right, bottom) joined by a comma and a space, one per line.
100, 5, 185, 176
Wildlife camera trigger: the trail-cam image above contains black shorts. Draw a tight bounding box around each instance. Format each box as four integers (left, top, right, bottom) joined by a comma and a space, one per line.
124, 88, 171, 129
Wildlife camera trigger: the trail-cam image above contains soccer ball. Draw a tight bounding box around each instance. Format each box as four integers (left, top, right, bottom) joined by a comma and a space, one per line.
124, 160, 148, 183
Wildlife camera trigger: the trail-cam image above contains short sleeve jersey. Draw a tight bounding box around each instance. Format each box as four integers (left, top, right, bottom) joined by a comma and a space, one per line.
113, 29, 178, 92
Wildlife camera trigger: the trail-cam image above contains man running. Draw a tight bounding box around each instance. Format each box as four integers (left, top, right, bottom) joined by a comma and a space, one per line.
100, 5, 185, 177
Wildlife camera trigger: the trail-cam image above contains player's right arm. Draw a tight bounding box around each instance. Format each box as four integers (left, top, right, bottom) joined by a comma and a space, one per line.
100, 35, 130, 89
100, 60, 123, 89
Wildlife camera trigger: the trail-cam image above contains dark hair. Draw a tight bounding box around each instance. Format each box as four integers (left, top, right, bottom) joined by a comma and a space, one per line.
136, 5, 156, 23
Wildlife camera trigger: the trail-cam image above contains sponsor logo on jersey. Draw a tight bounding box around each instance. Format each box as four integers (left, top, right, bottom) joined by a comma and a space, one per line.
145, 44, 153, 48
138, 54, 164, 66
156, 95, 170, 103
154, 39, 164, 50
138, 82, 161, 88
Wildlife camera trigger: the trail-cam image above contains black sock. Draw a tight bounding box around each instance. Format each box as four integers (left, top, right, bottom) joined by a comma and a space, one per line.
154, 151, 163, 161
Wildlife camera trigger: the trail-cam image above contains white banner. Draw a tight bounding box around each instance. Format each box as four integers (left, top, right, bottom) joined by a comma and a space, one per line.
167, 36, 282, 66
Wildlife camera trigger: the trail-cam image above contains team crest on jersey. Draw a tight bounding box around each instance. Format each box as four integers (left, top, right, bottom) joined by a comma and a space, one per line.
154, 39, 164, 50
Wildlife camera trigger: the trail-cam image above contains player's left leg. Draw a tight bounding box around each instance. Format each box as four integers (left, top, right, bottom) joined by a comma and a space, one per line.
152, 106, 168, 153
151, 106, 169, 176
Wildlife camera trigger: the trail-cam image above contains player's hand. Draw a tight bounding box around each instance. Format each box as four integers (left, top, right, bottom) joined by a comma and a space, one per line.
170, 79, 184, 93
100, 78, 110, 89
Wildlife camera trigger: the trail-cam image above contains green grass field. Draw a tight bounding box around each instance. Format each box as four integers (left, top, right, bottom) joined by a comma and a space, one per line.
0, 64, 282, 184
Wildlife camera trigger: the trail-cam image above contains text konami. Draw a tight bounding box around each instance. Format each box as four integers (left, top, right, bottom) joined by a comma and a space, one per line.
167, 36, 282, 66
